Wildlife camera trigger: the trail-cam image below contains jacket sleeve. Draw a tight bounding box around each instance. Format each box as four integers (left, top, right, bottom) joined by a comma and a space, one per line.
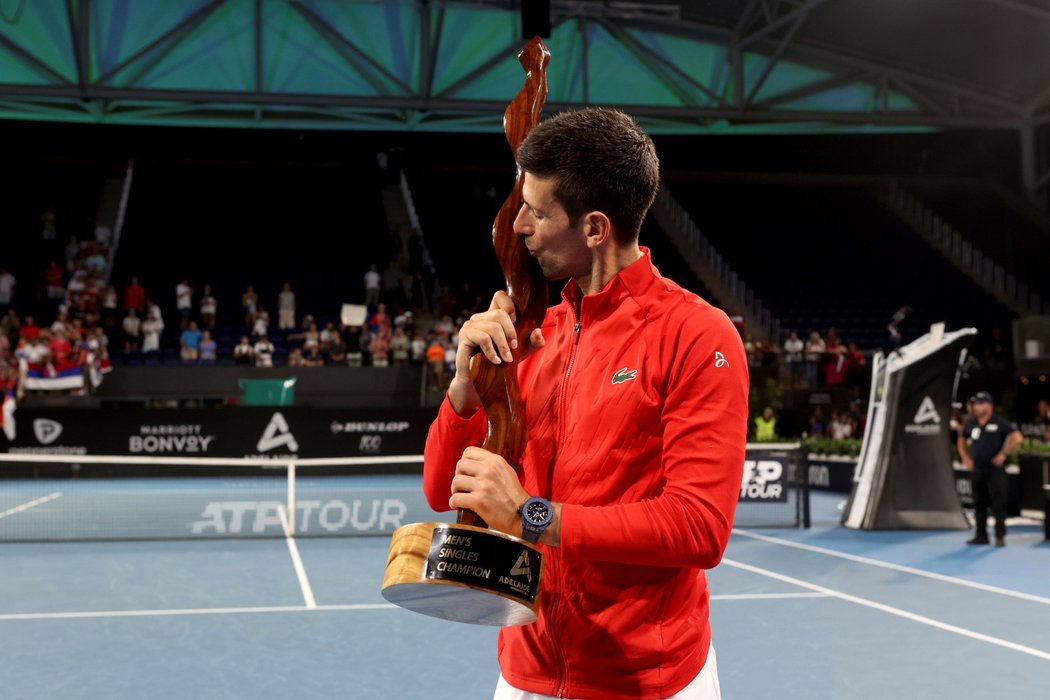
558, 307, 749, 569
422, 396, 488, 512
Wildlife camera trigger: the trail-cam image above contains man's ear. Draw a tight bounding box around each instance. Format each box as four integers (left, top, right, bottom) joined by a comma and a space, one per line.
583, 211, 613, 248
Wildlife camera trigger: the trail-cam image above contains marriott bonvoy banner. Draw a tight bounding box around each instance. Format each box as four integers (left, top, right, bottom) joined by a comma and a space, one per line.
1, 407, 436, 462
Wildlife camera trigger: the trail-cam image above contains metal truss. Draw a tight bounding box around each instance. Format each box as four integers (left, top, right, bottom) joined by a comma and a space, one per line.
0, 0, 1040, 137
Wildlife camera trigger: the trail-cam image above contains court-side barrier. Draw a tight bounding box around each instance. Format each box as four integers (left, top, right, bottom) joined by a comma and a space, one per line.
808, 455, 1037, 518
1, 406, 436, 467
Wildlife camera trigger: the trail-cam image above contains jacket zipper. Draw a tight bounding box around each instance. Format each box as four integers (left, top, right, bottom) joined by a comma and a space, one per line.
551, 308, 581, 698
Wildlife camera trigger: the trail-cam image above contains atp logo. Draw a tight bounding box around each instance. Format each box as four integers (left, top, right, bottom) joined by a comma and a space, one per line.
913, 396, 940, 424
257, 412, 299, 453
33, 419, 63, 445
510, 550, 533, 584
905, 396, 942, 436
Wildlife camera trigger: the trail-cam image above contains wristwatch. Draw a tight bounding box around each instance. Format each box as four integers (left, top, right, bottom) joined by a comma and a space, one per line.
518, 496, 553, 544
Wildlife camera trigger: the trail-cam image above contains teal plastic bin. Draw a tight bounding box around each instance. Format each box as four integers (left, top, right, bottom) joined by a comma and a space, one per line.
238, 377, 297, 406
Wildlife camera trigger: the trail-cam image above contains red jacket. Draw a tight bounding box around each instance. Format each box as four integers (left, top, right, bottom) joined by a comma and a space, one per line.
424, 249, 748, 699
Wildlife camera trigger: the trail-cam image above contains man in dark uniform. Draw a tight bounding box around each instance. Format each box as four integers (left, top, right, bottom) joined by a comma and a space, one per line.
956, 391, 1023, 546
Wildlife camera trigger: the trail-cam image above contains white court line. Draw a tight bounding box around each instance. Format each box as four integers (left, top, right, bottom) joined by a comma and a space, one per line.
711, 592, 829, 601
732, 528, 1050, 606
0, 492, 62, 520
0, 603, 395, 622
277, 505, 316, 609
0, 594, 829, 622
722, 558, 1050, 662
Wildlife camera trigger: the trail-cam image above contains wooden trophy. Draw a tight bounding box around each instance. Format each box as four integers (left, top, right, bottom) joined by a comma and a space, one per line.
381, 37, 550, 626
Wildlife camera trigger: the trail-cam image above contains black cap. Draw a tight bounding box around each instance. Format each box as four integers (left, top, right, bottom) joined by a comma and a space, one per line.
971, 391, 994, 404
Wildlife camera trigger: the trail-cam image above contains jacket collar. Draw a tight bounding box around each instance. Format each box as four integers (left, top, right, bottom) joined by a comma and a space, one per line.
560, 246, 659, 321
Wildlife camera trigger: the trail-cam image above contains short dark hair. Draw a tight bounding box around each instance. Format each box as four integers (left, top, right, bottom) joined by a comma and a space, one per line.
516, 108, 659, 244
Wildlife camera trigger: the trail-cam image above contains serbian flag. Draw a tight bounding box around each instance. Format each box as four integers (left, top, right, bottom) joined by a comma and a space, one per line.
24, 358, 85, 391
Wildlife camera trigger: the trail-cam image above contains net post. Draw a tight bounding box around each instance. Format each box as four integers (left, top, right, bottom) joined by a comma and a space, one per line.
287, 459, 296, 537
799, 443, 811, 529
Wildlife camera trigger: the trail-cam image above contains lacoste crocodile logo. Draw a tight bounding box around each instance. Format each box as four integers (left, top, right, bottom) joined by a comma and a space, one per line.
612, 368, 638, 385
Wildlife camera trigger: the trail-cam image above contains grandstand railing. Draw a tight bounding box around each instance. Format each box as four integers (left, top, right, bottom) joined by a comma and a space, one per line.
104, 159, 135, 285
652, 186, 780, 340
884, 182, 1041, 316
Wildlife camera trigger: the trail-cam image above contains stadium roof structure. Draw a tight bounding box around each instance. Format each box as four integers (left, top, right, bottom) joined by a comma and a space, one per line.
2, 0, 1049, 191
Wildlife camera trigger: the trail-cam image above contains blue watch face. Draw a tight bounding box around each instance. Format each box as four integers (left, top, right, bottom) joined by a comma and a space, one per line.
524, 499, 551, 526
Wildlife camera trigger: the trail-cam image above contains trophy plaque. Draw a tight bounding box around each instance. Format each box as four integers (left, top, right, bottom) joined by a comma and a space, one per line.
381, 37, 551, 626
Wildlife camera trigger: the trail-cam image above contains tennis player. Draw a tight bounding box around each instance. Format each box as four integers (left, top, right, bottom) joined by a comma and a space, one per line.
423, 108, 749, 700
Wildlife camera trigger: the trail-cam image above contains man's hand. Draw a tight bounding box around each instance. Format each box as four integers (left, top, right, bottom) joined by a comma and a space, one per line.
962, 455, 974, 470
449, 446, 529, 536
447, 291, 545, 416
991, 452, 1007, 468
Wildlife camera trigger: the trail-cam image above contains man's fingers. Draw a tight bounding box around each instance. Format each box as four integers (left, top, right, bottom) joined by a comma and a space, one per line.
463, 319, 514, 364
489, 291, 517, 322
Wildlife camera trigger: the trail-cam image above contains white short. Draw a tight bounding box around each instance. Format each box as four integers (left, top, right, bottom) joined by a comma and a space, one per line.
493, 643, 721, 700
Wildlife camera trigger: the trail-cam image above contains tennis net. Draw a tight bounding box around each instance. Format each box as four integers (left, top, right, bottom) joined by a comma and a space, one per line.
1, 446, 809, 541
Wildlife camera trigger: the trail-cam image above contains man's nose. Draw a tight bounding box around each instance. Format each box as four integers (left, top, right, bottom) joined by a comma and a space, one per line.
513, 203, 532, 235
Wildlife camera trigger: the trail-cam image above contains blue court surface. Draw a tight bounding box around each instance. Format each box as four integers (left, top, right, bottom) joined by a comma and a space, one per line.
0, 488, 1047, 699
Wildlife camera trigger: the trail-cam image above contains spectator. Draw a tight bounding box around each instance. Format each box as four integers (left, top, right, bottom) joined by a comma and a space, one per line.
370, 303, 392, 337
253, 335, 274, 368
804, 330, 826, 388
288, 348, 305, 367
303, 345, 326, 367
1, 309, 20, 350
21, 315, 40, 341
0, 267, 16, 311
426, 336, 446, 389
179, 321, 203, 363
175, 279, 193, 330
783, 330, 803, 362
122, 308, 142, 352
825, 343, 849, 388
364, 263, 381, 308
101, 285, 119, 331
45, 260, 65, 304
326, 334, 346, 365
123, 276, 146, 314
252, 307, 270, 339
233, 335, 254, 365
829, 410, 855, 439
141, 308, 163, 355
754, 406, 777, 441
93, 218, 112, 249
410, 332, 426, 365
809, 407, 827, 437
199, 284, 217, 329
199, 330, 217, 364
390, 327, 410, 364
63, 235, 80, 272
82, 247, 107, 276
344, 325, 363, 367
845, 342, 867, 391
320, 322, 338, 352
370, 331, 390, 367
277, 282, 296, 331
242, 284, 259, 328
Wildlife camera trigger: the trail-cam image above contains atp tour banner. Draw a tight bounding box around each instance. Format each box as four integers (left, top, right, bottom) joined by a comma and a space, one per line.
0, 407, 436, 466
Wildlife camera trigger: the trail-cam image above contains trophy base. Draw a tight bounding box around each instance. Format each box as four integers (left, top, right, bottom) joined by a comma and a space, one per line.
382, 522, 543, 626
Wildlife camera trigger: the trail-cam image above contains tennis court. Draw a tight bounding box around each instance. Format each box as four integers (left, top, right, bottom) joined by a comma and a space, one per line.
1, 470, 1047, 699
